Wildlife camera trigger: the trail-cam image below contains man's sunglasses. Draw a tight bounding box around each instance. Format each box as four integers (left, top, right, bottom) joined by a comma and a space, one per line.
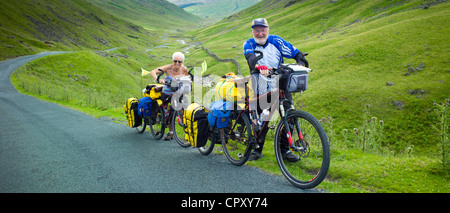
173, 60, 183, 63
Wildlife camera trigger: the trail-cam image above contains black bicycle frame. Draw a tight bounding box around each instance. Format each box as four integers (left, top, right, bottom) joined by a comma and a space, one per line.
230, 80, 305, 151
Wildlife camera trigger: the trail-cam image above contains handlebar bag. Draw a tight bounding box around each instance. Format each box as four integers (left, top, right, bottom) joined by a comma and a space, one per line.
170, 78, 191, 94
208, 100, 232, 128
278, 65, 308, 93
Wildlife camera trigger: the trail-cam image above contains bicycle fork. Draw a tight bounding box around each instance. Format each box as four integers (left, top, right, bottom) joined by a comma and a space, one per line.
280, 104, 305, 152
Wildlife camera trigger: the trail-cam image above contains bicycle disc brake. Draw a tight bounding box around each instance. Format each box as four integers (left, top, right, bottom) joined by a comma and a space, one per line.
292, 139, 310, 157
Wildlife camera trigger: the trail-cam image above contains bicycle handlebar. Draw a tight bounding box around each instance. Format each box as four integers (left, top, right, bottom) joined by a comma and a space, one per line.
156, 69, 165, 83
250, 50, 309, 76
156, 68, 194, 84
250, 50, 264, 74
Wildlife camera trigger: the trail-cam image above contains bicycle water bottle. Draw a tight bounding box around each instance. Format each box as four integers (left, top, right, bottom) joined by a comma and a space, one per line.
258, 108, 270, 127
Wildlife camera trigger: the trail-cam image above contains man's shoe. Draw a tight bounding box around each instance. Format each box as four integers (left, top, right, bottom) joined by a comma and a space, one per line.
164, 132, 174, 141
282, 150, 300, 162
248, 151, 263, 161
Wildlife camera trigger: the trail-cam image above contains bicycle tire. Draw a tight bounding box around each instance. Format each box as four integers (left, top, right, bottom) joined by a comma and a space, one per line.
198, 137, 215, 155
136, 117, 146, 134
172, 109, 191, 148
274, 110, 330, 189
221, 112, 253, 166
150, 106, 165, 140
198, 128, 219, 155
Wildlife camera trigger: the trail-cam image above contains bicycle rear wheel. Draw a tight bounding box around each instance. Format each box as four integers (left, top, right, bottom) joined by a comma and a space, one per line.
274, 110, 330, 189
198, 136, 215, 155
221, 112, 253, 166
150, 106, 165, 140
136, 117, 146, 134
172, 109, 191, 147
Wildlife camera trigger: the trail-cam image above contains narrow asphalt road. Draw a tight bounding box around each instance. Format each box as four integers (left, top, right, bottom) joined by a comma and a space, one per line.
0, 52, 313, 193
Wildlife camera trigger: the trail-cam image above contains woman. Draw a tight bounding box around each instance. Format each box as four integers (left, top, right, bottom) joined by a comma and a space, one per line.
149, 52, 189, 140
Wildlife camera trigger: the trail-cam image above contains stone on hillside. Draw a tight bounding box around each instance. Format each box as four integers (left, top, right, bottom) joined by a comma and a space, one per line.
392, 100, 404, 110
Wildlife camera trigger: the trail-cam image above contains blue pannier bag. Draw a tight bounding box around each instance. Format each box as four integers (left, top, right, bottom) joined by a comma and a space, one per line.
138, 97, 152, 117
208, 100, 232, 128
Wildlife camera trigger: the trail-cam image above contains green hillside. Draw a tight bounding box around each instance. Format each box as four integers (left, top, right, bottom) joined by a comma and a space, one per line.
0, 0, 160, 60
89, 0, 203, 30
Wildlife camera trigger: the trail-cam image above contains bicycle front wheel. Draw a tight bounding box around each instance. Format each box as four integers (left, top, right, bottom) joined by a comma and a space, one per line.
274, 110, 330, 189
221, 112, 253, 166
150, 106, 165, 140
172, 109, 191, 148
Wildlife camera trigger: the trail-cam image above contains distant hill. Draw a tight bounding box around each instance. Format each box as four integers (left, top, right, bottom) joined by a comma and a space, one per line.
168, 0, 262, 21
89, 0, 203, 30
0, 0, 159, 59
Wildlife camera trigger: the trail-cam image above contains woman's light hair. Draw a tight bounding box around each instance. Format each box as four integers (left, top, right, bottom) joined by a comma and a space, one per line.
172, 52, 185, 61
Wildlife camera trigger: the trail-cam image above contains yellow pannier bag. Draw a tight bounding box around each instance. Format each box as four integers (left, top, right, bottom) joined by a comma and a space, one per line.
124, 97, 142, 128
214, 72, 253, 102
183, 103, 210, 147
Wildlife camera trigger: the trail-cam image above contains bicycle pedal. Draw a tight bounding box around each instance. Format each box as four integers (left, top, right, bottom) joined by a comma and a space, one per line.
268, 124, 276, 130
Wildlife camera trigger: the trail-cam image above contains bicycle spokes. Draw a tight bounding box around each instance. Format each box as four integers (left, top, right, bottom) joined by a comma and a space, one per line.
221, 113, 253, 166
172, 110, 191, 148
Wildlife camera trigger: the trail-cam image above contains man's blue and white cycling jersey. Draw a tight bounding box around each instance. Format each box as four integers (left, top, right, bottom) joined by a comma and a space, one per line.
243, 35, 299, 94
243, 35, 299, 69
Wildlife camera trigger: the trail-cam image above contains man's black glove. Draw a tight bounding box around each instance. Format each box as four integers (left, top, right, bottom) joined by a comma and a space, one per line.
295, 52, 309, 67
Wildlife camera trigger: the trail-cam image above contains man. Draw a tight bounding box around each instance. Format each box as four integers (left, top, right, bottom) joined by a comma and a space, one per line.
243, 18, 308, 161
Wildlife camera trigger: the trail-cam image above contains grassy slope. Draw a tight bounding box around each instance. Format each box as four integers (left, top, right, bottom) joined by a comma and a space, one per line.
183, 0, 450, 192
0, 0, 202, 60
12, 51, 140, 117
89, 0, 203, 30
0, 0, 154, 59
10, 40, 184, 119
